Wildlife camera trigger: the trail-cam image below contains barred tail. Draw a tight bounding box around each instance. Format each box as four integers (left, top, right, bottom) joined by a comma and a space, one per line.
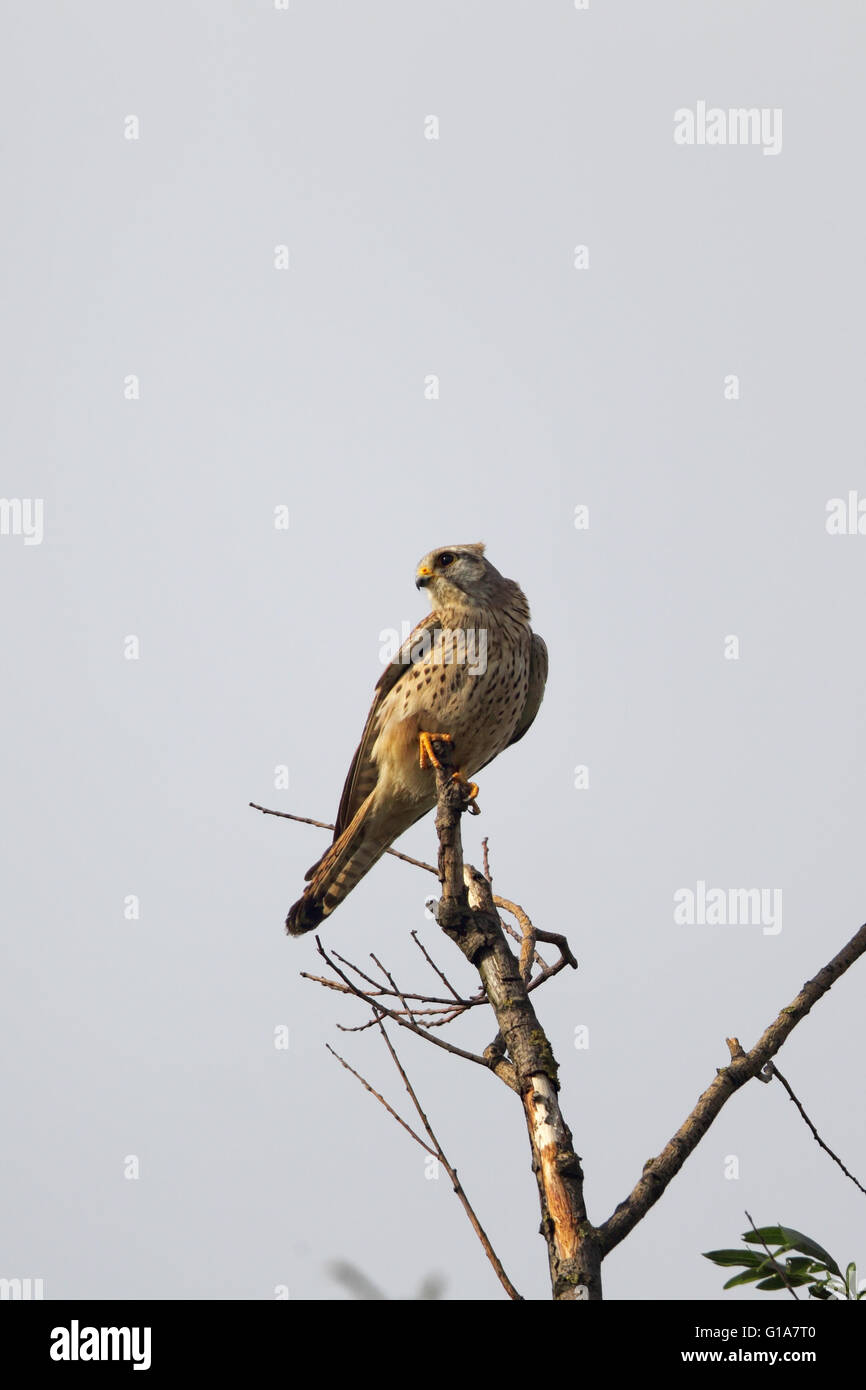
285, 795, 389, 936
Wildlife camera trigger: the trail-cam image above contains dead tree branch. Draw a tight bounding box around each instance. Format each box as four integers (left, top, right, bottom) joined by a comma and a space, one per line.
326, 1035, 522, 1299
379, 1023, 522, 1299
253, 790, 866, 1300
598, 921, 866, 1256
762, 1062, 866, 1199
312, 939, 495, 1072
424, 742, 593, 1301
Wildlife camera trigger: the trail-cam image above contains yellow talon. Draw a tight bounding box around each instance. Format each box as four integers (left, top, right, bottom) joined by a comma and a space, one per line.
419, 731, 453, 770
419, 734, 481, 814
452, 770, 481, 815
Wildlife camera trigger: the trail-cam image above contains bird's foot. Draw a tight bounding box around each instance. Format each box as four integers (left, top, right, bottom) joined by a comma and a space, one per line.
418, 731, 453, 770
419, 733, 481, 814
452, 770, 481, 815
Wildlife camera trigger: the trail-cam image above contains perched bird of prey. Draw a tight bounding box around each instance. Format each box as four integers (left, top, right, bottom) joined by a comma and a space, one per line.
286, 542, 548, 935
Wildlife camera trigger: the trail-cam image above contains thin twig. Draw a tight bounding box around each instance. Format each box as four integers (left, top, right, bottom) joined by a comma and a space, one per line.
765, 1063, 866, 1198
494, 895, 549, 973
331, 950, 388, 996
314, 938, 493, 1071
251, 802, 577, 987
326, 1041, 435, 1155
249, 804, 335, 833
301, 969, 473, 1011
410, 931, 464, 1002
374, 1019, 522, 1300
371, 953, 418, 1027
249, 803, 437, 874
598, 921, 866, 1256
481, 836, 492, 886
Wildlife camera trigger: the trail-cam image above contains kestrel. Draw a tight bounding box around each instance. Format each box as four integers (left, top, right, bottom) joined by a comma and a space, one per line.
286, 542, 548, 935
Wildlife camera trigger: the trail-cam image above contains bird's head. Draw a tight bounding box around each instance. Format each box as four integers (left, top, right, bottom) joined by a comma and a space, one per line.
415, 542, 525, 616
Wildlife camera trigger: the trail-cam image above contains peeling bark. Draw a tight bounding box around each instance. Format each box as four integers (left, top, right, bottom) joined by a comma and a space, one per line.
430, 746, 601, 1300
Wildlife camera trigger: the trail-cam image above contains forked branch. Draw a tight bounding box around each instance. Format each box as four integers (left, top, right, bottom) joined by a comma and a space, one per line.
598, 921, 866, 1255
252, 788, 866, 1301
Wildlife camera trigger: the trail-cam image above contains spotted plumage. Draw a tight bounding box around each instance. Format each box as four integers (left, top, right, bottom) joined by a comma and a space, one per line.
286, 542, 548, 935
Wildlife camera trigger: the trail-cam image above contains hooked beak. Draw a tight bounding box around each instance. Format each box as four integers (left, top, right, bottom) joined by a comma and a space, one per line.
415, 566, 432, 590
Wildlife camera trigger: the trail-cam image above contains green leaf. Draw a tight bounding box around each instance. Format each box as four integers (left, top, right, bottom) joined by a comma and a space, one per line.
743, 1225, 787, 1246
755, 1275, 789, 1291
742, 1225, 842, 1277
723, 1268, 774, 1289
776, 1228, 841, 1277
704, 1248, 766, 1268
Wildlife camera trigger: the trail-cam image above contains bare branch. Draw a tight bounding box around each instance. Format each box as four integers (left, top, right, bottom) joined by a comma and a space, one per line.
326, 1032, 522, 1296
481, 835, 492, 885
251, 799, 575, 987
374, 1020, 522, 1300
410, 930, 465, 1002
249, 803, 335, 833
249, 802, 437, 875
313, 938, 496, 1073
764, 1062, 866, 1198
331, 949, 390, 996
370, 953, 419, 1027
326, 1041, 436, 1155
483, 1032, 518, 1092
428, 746, 601, 1301
494, 896, 548, 973
301, 968, 473, 1012
598, 921, 866, 1256
258, 792, 866, 1297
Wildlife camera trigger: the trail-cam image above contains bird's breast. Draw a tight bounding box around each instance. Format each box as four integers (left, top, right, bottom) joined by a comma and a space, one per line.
373, 619, 532, 786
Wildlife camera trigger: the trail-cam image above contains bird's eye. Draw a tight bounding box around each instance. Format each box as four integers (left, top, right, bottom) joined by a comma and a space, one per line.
439, 552, 455, 567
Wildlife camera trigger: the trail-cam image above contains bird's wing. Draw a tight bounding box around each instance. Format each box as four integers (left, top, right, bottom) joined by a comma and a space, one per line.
473, 630, 548, 776
328, 612, 440, 845
507, 630, 548, 749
